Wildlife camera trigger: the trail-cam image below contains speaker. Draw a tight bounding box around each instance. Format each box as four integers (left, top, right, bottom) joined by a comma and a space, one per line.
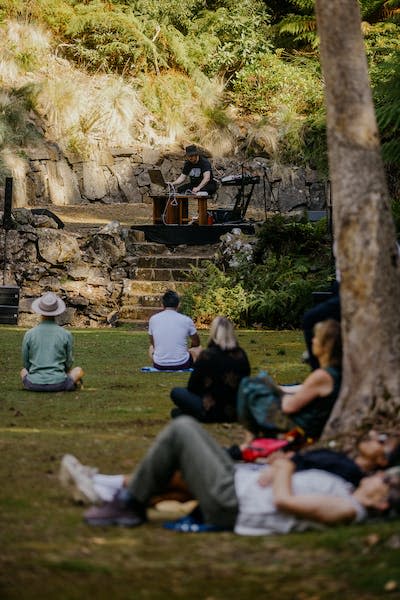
0, 285, 20, 324
2, 177, 13, 230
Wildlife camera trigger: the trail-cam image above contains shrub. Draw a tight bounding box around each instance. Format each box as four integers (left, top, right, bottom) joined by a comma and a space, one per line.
182, 216, 333, 329
180, 263, 249, 328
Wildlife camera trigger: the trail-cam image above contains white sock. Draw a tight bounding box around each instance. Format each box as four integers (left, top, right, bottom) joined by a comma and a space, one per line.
92, 474, 124, 502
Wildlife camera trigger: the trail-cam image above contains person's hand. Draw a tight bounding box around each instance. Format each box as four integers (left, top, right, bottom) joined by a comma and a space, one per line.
192, 187, 199, 194
202, 394, 215, 411
258, 467, 272, 488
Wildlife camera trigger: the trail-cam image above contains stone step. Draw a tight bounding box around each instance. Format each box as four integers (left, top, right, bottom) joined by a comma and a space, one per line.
124, 280, 190, 295
119, 305, 160, 321
127, 294, 164, 307
125, 239, 170, 255
135, 255, 210, 269
133, 268, 192, 282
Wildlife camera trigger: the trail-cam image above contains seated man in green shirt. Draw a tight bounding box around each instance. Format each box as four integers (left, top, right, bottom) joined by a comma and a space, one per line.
20, 292, 84, 392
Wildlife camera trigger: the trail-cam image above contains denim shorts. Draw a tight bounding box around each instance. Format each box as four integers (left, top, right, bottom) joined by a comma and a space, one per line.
23, 375, 76, 392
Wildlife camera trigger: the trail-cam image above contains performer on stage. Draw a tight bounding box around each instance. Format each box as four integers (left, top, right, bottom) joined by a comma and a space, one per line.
170, 145, 217, 196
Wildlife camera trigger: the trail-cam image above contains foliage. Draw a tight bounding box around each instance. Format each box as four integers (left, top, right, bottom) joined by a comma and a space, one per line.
0, 84, 40, 179
233, 52, 326, 166
391, 198, 400, 234
373, 49, 400, 165
0, 0, 399, 172
180, 262, 250, 327
182, 216, 333, 329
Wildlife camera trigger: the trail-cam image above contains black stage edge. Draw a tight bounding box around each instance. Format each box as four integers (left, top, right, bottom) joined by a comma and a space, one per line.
131, 223, 256, 246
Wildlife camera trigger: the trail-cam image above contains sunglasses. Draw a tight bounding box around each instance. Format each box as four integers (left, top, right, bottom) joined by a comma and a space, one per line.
364, 432, 389, 444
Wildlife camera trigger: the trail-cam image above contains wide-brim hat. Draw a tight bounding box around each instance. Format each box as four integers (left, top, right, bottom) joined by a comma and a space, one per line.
185, 144, 199, 156
31, 292, 66, 316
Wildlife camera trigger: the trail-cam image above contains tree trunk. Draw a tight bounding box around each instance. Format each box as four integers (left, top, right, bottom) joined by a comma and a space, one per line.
315, 0, 400, 438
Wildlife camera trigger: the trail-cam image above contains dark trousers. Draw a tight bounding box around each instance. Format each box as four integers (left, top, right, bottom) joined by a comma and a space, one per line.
170, 387, 206, 420
303, 291, 341, 370
127, 416, 238, 528
170, 387, 229, 423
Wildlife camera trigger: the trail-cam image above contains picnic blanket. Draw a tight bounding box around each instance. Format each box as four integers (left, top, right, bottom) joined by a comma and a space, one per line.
140, 366, 194, 373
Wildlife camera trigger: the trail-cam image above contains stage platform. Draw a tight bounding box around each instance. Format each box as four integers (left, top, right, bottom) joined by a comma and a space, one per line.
131, 223, 257, 246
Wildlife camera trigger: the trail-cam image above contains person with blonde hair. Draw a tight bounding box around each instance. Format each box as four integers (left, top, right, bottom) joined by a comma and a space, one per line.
170, 316, 250, 422
237, 319, 342, 443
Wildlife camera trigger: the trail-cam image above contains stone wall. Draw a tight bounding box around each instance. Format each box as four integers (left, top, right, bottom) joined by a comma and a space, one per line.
3, 140, 327, 213
0, 210, 153, 327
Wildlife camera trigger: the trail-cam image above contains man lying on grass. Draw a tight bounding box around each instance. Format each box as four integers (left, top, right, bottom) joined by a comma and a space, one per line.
62, 417, 400, 535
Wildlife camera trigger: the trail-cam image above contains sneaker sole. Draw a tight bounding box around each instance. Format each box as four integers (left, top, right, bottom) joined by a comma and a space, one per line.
84, 516, 143, 527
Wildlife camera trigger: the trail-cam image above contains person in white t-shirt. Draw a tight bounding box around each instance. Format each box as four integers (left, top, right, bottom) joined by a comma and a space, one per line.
148, 290, 201, 370
80, 417, 400, 531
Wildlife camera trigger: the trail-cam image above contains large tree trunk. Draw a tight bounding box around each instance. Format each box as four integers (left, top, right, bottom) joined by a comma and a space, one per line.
315, 0, 400, 438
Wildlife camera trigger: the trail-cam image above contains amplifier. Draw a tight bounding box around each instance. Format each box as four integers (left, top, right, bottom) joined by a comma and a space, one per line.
0, 285, 20, 324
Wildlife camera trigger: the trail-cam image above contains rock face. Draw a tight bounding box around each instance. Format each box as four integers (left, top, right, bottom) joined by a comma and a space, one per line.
2, 139, 328, 213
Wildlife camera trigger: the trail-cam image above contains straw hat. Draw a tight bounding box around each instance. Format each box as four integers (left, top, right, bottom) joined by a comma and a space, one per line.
31, 292, 66, 316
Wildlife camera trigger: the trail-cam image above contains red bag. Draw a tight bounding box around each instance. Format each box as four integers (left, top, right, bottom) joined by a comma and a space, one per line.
241, 438, 289, 462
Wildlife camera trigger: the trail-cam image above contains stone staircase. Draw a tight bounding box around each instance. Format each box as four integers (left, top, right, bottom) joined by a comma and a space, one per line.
118, 241, 218, 325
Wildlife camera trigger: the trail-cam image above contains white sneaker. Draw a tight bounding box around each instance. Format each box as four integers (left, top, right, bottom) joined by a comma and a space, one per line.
59, 454, 101, 504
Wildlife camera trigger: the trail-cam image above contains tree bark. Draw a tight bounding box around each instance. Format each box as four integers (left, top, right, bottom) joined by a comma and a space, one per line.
315, 0, 400, 438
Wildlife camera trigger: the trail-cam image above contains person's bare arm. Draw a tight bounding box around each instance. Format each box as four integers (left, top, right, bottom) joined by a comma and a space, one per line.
192, 171, 211, 194
271, 458, 356, 524
281, 368, 334, 414
170, 173, 186, 187
190, 333, 200, 348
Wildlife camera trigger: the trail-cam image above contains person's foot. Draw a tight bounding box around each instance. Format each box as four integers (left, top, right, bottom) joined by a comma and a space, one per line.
84, 494, 146, 527
59, 454, 100, 504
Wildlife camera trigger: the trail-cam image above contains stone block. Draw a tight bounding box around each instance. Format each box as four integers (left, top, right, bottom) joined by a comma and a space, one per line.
110, 159, 141, 203
37, 229, 81, 265
141, 148, 161, 165
82, 162, 108, 200
110, 147, 137, 157
47, 159, 82, 206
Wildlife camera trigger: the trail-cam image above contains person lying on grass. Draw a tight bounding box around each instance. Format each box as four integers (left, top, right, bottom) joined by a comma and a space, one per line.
59, 417, 400, 535
237, 319, 342, 446
20, 292, 84, 392
59, 429, 400, 505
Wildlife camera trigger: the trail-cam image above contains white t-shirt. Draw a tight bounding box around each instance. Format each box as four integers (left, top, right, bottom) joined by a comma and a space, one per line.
148, 309, 197, 366
234, 466, 366, 536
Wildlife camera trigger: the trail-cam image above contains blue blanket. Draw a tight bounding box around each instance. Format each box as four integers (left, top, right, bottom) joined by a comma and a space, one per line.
140, 366, 194, 373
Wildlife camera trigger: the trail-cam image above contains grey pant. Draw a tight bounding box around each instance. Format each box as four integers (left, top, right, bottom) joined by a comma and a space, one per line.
128, 416, 239, 528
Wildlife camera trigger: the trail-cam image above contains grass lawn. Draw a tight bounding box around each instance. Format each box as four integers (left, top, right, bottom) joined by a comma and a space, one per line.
0, 326, 399, 600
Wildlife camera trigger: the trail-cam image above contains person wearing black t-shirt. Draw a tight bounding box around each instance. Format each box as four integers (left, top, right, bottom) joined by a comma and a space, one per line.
170, 144, 217, 195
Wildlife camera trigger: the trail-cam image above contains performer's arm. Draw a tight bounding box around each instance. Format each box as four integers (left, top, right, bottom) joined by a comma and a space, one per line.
192, 171, 211, 194
170, 173, 186, 187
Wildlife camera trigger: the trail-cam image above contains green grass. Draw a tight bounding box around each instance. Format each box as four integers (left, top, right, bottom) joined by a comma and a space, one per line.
1, 326, 399, 600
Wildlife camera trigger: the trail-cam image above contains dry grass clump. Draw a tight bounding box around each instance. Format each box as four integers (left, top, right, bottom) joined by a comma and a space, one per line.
0, 19, 242, 161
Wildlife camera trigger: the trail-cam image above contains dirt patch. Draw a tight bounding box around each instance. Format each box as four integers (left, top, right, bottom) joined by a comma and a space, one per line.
40, 202, 266, 234
47, 203, 152, 232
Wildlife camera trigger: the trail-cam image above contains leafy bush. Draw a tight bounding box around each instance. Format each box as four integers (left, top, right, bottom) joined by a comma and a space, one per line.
182, 217, 333, 329
233, 52, 326, 166
180, 263, 249, 328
